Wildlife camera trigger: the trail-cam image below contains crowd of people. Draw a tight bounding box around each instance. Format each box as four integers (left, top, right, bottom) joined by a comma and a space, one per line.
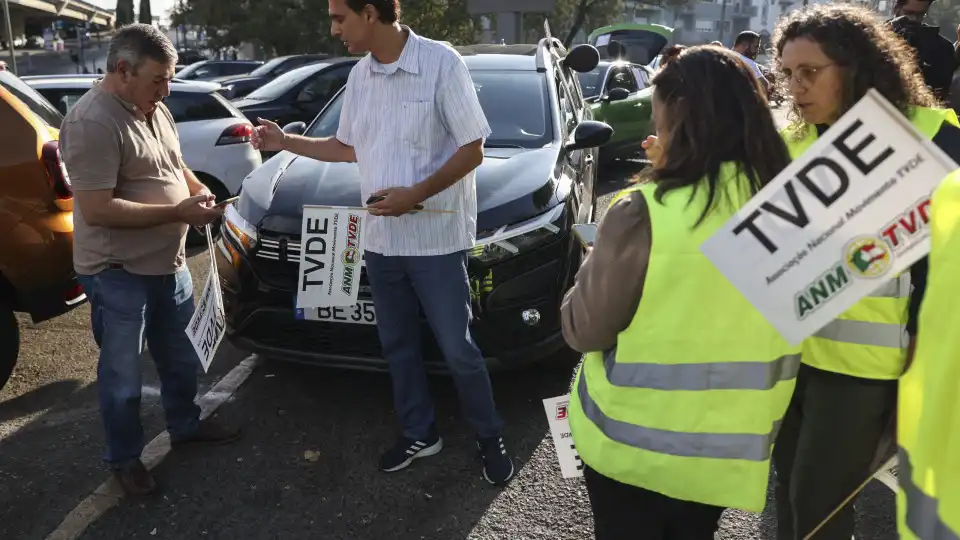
51, 0, 957, 538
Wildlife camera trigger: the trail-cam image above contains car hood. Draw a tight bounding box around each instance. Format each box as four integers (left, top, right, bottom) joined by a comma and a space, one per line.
213, 74, 268, 85
236, 146, 564, 235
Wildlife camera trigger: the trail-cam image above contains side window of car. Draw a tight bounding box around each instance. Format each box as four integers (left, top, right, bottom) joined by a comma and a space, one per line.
631, 66, 650, 90
163, 93, 233, 123
297, 65, 352, 104
554, 72, 575, 135
607, 67, 640, 94
192, 65, 218, 79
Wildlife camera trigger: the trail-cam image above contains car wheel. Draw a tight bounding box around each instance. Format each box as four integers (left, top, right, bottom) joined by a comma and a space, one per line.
0, 307, 20, 391
186, 175, 231, 250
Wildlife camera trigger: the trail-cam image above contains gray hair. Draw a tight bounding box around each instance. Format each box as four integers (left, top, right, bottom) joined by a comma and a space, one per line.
106, 23, 177, 73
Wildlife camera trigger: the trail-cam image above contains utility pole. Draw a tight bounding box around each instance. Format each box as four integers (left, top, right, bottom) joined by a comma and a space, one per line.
2, 0, 16, 74
718, 0, 728, 43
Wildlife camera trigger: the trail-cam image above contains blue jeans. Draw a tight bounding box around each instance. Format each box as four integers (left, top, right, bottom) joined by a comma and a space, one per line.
365, 251, 504, 440
77, 268, 201, 468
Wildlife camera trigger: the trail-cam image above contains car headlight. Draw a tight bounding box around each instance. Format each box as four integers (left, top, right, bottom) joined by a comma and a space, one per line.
469, 204, 564, 264
223, 204, 258, 250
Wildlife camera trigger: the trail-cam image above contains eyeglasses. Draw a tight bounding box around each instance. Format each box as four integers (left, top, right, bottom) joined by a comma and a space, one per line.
780, 63, 835, 86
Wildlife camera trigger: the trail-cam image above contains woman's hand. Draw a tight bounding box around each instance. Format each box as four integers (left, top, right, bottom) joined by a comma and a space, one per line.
642, 135, 663, 166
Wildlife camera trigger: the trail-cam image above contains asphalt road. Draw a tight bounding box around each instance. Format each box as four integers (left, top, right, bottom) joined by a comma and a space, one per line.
0, 105, 897, 540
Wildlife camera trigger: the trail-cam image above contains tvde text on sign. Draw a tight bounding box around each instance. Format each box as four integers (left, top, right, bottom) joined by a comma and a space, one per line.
186, 224, 226, 372
700, 89, 958, 345
296, 206, 365, 309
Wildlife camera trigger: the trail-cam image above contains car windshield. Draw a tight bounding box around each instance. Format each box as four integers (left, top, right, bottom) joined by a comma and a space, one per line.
305, 70, 552, 149
0, 72, 64, 127
246, 63, 329, 100
577, 66, 606, 98
249, 57, 291, 77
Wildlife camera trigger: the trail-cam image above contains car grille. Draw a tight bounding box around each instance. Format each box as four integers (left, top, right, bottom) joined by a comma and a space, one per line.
252, 229, 369, 291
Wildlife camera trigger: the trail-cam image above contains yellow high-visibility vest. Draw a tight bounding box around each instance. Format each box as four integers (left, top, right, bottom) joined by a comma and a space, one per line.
568, 166, 801, 512
896, 169, 960, 540
782, 107, 960, 379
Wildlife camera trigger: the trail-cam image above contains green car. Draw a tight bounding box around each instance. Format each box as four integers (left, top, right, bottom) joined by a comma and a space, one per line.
581, 23, 675, 163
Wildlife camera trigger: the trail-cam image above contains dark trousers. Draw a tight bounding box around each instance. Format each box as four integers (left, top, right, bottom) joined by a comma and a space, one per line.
583, 465, 725, 540
772, 364, 897, 539
364, 251, 504, 440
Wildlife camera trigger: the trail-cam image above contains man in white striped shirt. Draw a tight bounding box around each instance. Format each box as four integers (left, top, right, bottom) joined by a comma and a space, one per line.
251, 0, 514, 485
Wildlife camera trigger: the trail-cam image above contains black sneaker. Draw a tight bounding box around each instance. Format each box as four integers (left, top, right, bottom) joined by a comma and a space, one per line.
378, 434, 443, 472
478, 436, 515, 485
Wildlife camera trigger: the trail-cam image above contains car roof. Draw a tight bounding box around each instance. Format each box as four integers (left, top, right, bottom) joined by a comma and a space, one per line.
24, 76, 221, 93
278, 57, 361, 78
460, 52, 538, 71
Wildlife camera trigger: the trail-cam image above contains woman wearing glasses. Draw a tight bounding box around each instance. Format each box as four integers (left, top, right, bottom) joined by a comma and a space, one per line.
772, 5, 960, 539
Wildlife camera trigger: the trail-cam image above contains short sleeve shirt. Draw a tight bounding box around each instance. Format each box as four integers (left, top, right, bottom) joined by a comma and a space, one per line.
335, 28, 492, 257
61, 84, 191, 275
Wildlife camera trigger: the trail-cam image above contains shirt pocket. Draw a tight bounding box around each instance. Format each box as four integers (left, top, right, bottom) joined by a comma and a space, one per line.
399, 101, 439, 150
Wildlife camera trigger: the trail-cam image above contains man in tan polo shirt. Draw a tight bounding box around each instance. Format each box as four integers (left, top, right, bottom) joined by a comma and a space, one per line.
60, 24, 240, 496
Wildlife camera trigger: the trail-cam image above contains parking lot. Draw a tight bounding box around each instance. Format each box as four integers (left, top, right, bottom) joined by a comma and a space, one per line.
0, 139, 901, 539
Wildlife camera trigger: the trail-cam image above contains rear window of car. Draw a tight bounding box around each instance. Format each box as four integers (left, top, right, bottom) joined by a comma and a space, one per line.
163, 91, 238, 122
0, 72, 64, 127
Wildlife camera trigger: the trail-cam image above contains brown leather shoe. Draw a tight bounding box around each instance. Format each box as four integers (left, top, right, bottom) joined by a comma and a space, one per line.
171, 419, 241, 448
112, 460, 157, 497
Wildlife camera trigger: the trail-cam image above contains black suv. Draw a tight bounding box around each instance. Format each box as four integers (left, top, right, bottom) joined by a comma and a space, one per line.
215, 38, 611, 372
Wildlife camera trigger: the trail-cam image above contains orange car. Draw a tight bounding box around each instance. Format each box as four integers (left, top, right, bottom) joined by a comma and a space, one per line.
0, 66, 86, 390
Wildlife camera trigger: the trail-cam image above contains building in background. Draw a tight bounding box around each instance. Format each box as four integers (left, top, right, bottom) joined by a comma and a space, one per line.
620, 0, 893, 47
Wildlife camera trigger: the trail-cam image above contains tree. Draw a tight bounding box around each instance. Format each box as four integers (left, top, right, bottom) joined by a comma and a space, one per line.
116, 0, 135, 26
174, 0, 478, 58
138, 0, 153, 25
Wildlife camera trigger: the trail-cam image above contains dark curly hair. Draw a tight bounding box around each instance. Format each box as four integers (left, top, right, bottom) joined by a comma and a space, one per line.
647, 46, 790, 226
772, 3, 937, 137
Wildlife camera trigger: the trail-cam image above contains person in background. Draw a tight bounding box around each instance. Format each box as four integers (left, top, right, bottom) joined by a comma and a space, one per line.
250, 0, 515, 485
60, 24, 241, 497
659, 45, 685, 68
732, 30, 771, 94
773, 5, 960, 538
887, 0, 954, 103
896, 171, 960, 539
562, 46, 800, 539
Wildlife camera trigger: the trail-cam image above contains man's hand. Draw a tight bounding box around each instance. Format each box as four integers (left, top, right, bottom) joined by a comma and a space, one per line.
176, 194, 224, 227
367, 187, 423, 217
251, 118, 286, 152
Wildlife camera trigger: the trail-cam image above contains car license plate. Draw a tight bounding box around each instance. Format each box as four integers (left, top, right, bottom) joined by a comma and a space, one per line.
295, 299, 377, 325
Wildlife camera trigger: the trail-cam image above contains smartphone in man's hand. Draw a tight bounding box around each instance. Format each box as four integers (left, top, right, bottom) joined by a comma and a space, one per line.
572, 223, 598, 248
213, 195, 241, 208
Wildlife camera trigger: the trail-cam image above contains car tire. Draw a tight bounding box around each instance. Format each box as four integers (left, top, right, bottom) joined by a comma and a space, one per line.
0, 307, 20, 391
186, 175, 231, 250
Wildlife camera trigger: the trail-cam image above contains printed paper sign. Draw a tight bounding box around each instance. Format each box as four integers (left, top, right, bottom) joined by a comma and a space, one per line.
543, 395, 584, 479
186, 224, 226, 373
700, 89, 958, 345
296, 206, 365, 309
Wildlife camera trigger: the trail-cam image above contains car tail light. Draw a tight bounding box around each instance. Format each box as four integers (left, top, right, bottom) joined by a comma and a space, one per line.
41, 141, 73, 200
216, 123, 253, 146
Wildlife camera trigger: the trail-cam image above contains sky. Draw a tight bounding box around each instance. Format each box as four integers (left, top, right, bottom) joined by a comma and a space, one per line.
87, 0, 178, 19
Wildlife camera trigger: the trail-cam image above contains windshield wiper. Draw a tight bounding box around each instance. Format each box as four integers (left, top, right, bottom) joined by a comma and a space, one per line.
484, 143, 524, 149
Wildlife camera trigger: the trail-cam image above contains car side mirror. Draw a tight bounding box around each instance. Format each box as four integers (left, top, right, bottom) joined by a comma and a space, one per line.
282, 121, 306, 135
566, 120, 613, 151
562, 43, 601, 73
602, 87, 631, 103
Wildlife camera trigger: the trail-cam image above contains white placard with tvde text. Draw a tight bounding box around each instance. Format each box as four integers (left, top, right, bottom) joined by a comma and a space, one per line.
543, 395, 584, 478
296, 206, 365, 309
186, 224, 226, 373
700, 89, 959, 345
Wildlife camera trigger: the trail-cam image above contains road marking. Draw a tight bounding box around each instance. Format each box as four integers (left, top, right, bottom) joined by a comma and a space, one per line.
45, 355, 262, 540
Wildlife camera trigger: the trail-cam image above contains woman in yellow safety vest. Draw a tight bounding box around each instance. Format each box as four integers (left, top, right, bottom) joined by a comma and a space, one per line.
561, 46, 800, 539
771, 5, 960, 539
897, 170, 960, 539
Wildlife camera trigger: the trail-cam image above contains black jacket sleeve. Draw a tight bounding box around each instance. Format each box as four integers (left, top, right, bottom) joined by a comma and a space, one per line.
907, 256, 928, 337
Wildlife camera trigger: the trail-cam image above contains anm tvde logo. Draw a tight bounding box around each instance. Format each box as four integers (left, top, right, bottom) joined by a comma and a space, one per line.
794, 235, 894, 321
843, 236, 893, 279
